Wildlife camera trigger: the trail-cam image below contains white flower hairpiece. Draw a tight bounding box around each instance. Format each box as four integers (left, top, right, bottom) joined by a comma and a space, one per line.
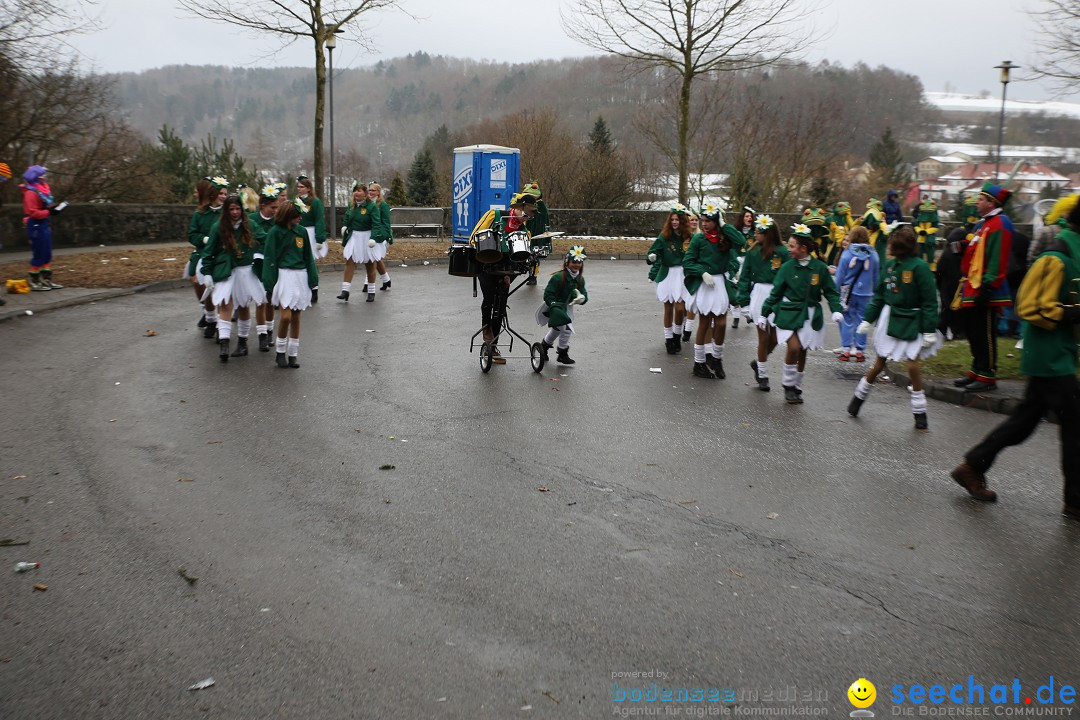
670, 202, 689, 215
211, 176, 229, 187
293, 198, 310, 214
791, 223, 811, 235
567, 245, 587, 262
261, 185, 280, 198
755, 214, 775, 231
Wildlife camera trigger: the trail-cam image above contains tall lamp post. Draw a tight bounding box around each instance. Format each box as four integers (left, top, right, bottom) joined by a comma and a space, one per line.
326, 27, 343, 239
993, 60, 1018, 183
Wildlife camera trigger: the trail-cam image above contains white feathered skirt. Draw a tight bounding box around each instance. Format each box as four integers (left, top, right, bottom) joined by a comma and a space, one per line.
747, 283, 776, 327
688, 279, 730, 316
872, 306, 944, 361
343, 230, 386, 263
655, 266, 690, 304
271, 268, 312, 311
211, 265, 266, 307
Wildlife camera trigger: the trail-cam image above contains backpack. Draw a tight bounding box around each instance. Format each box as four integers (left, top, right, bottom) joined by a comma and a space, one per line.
1015, 237, 1078, 331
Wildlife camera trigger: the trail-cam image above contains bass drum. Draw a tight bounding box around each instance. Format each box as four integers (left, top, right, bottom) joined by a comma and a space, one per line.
474, 229, 502, 264
447, 244, 477, 277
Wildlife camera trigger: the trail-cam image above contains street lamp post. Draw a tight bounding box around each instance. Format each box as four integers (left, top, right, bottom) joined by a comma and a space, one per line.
327, 27, 343, 239
993, 61, 1018, 183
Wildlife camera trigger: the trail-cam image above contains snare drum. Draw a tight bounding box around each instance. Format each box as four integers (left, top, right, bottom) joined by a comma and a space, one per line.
474, 229, 502, 264
507, 231, 532, 262
447, 244, 477, 277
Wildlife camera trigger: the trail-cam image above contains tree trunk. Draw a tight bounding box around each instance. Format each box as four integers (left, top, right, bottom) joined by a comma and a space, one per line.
677, 70, 691, 206
313, 38, 326, 193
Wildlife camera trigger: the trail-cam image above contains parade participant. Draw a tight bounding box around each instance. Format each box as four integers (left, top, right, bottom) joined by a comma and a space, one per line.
249, 185, 280, 351
646, 204, 692, 354
951, 182, 1014, 393
730, 206, 755, 328
859, 198, 890, 266
238, 184, 259, 213
369, 182, 394, 292
914, 195, 940, 267
846, 226, 942, 429
200, 195, 266, 361
883, 189, 902, 225
801, 205, 830, 263
537, 245, 588, 365
825, 201, 855, 267
682, 212, 700, 343
20, 165, 65, 291
833, 225, 879, 362
950, 196, 1080, 511
187, 176, 227, 336
522, 181, 549, 286
338, 182, 380, 303
295, 175, 327, 259
682, 202, 745, 379
936, 197, 979, 340
760, 224, 844, 404
262, 199, 319, 369
735, 214, 788, 391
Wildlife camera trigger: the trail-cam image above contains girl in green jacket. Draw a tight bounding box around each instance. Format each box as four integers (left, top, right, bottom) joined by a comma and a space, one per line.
186, 176, 227, 337
735, 214, 790, 391
262, 200, 319, 369
646, 204, 692, 354
369, 182, 394, 293
537, 246, 589, 366
296, 175, 328, 259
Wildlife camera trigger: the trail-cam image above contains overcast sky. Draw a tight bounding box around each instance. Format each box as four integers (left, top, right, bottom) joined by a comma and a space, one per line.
66, 0, 1071, 101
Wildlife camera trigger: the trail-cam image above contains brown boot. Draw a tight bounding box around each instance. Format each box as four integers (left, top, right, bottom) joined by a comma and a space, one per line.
950, 463, 997, 502
483, 328, 506, 364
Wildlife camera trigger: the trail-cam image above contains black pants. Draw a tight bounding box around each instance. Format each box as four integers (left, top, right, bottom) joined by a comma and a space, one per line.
965, 375, 1080, 506
962, 305, 998, 381
479, 272, 511, 337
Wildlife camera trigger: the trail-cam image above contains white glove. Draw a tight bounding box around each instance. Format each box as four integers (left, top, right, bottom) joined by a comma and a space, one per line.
756, 315, 768, 331
367, 238, 376, 248
201, 275, 214, 289
570, 291, 586, 306
340, 226, 347, 238
856, 320, 872, 335
701, 272, 715, 287
921, 332, 937, 348
832, 311, 844, 324
202, 235, 209, 246
647, 253, 657, 263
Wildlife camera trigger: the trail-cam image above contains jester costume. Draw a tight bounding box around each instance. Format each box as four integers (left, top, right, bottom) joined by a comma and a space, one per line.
914, 198, 940, 267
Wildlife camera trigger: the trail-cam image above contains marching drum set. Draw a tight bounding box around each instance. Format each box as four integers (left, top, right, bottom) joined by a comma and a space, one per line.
447, 229, 563, 373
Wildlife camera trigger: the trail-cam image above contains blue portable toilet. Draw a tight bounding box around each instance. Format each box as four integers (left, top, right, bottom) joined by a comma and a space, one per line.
451, 144, 521, 243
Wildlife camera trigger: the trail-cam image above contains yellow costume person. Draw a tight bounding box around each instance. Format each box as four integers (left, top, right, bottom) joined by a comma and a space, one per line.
859, 198, 891, 267
914, 197, 940, 268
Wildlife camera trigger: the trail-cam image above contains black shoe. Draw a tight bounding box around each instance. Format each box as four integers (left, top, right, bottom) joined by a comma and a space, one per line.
230, 338, 248, 357
288, 355, 300, 368
672, 335, 681, 353
692, 362, 715, 379
219, 338, 230, 362
276, 352, 289, 368
784, 386, 802, 404
198, 315, 208, 328
682, 330, 692, 343
665, 338, 677, 355
539, 340, 552, 362
847, 395, 864, 417
366, 293, 375, 302
757, 375, 770, 392
380, 280, 391, 291
525, 276, 537, 286
258, 333, 269, 352
556, 348, 575, 365
336, 290, 350, 301
732, 317, 740, 329
964, 380, 997, 393
203, 323, 216, 339
713, 357, 725, 379
953, 376, 975, 387
914, 412, 928, 430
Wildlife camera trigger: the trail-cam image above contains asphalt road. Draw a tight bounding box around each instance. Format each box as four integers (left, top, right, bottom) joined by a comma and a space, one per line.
2, 261, 1077, 719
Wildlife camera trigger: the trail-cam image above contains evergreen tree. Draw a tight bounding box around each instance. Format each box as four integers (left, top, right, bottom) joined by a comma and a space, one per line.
869, 127, 908, 193
576, 116, 633, 209
589, 115, 614, 155
406, 148, 438, 206
386, 172, 408, 206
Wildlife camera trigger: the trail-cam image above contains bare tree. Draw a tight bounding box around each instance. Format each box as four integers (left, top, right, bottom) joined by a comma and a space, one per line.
562, 0, 817, 204
176, 0, 401, 191
1029, 0, 1080, 93
0, 0, 98, 60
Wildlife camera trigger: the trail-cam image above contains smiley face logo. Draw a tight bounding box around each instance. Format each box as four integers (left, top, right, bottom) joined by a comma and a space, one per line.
848, 678, 876, 709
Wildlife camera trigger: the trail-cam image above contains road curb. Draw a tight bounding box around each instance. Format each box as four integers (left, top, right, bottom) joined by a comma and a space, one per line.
887, 364, 1032, 421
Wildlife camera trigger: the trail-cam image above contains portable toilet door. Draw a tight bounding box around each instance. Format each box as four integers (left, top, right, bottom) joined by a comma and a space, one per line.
451, 144, 521, 243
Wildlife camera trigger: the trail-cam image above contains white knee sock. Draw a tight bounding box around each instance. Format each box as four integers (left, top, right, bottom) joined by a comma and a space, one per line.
266, 319, 275, 335
782, 363, 797, 387
855, 377, 873, 400
204, 307, 216, 322
714, 343, 725, 358
911, 389, 927, 414
795, 370, 805, 390
694, 344, 706, 363
664, 326, 674, 339
342, 281, 352, 292
287, 338, 299, 357
217, 314, 231, 340
686, 318, 696, 332
237, 319, 251, 338
275, 337, 287, 353
673, 322, 683, 334
706, 342, 717, 358
757, 360, 768, 379
380, 272, 390, 283
544, 328, 559, 345
256, 324, 267, 336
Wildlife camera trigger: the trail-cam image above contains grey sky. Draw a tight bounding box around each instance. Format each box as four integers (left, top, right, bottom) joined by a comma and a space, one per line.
68, 0, 1068, 101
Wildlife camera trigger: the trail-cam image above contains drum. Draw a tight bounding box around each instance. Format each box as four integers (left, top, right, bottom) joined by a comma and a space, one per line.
447, 244, 476, 277
507, 231, 532, 262
474, 229, 502, 264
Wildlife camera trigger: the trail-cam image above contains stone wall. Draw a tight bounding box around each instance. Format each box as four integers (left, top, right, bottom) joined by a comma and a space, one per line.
0, 204, 1034, 252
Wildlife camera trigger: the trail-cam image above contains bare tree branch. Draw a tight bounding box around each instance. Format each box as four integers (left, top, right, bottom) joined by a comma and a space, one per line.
1028, 0, 1080, 94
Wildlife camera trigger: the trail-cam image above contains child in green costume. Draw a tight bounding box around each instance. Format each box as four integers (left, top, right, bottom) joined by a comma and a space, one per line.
536, 246, 589, 366
735, 214, 789, 391
646, 203, 692, 354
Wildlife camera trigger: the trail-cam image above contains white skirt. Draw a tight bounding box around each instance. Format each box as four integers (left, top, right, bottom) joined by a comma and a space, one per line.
747, 283, 776, 327
272, 268, 312, 311
343, 231, 386, 263
655, 266, 690, 304
872, 305, 945, 361
212, 265, 266, 307
776, 316, 827, 351
535, 303, 576, 334
183, 257, 204, 281
689, 279, 730, 316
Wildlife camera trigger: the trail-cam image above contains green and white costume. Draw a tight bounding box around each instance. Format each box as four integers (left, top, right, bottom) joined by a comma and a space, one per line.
863, 257, 942, 361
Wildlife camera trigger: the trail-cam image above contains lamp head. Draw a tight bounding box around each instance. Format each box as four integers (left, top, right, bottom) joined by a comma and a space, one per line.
995, 60, 1018, 85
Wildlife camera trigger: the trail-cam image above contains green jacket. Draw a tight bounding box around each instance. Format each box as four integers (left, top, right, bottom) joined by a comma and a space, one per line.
543, 269, 588, 327
863, 257, 938, 340
1017, 228, 1080, 377
186, 205, 222, 275
761, 257, 842, 331
299, 195, 326, 244
200, 220, 259, 283
249, 210, 275, 249
371, 200, 393, 243
262, 223, 319, 292
735, 243, 790, 307
682, 226, 745, 296
526, 200, 549, 248
343, 200, 375, 246
646, 233, 687, 283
